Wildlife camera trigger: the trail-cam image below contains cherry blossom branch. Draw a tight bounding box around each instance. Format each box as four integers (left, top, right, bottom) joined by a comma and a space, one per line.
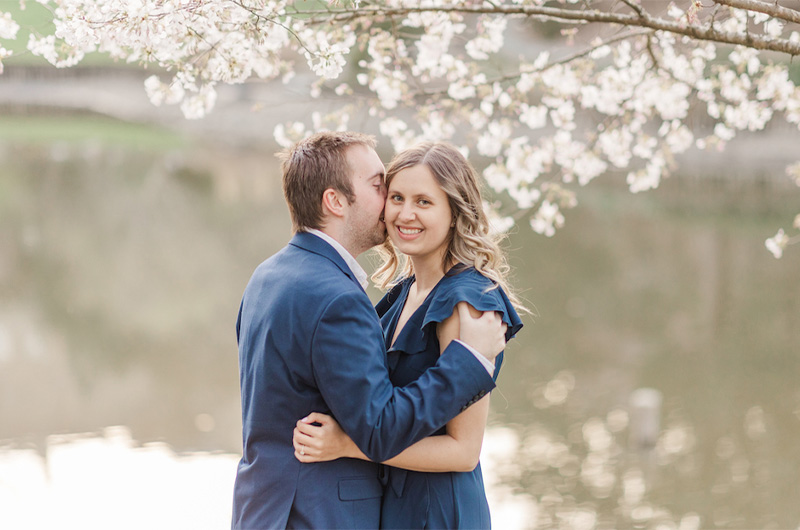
713, 0, 800, 25
618, 0, 647, 19
285, 3, 800, 56
80, 1, 205, 26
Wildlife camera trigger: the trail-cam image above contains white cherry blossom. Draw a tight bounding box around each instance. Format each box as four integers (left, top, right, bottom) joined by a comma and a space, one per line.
530, 200, 564, 237
0, 11, 20, 40
765, 229, 789, 259
519, 104, 548, 130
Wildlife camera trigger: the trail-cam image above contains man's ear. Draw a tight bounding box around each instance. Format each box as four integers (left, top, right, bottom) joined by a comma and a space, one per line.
321, 188, 346, 218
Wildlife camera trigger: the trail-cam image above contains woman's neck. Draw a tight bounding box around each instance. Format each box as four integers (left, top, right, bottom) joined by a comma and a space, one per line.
410, 253, 449, 293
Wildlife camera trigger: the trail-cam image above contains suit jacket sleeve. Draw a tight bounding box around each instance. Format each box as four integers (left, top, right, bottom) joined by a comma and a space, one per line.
310, 289, 495, 462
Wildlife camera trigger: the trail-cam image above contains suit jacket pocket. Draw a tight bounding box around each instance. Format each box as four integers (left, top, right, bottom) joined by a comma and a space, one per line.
338, 476, 383, 501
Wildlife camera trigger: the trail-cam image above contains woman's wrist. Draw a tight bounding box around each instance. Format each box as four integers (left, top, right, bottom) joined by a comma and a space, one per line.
344, 438, 361, 459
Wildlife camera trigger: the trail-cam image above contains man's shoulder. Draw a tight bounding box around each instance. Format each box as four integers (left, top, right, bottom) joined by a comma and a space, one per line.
253, 243, 365, 296
257, 239, 336, 272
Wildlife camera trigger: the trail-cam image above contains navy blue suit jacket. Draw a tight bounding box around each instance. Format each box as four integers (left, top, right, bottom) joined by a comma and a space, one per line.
232, 232, 496, 529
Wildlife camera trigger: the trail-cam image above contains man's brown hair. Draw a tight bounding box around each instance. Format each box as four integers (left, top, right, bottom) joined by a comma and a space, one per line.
278, 131, 377, 232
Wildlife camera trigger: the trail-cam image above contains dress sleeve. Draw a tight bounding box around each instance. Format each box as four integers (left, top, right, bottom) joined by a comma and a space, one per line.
422, 269, 524, 343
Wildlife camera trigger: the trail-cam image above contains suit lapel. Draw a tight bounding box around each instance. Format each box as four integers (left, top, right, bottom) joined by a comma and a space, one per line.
289, 232, 364, 291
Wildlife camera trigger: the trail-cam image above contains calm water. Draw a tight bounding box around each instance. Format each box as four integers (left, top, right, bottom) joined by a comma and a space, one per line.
1, 128, 798, 529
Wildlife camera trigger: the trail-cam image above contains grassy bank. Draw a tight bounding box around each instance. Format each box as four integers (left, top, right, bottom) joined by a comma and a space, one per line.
0, 114, 186, 151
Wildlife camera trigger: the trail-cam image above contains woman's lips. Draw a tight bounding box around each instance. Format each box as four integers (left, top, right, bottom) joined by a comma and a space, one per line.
396, 226, 422, 239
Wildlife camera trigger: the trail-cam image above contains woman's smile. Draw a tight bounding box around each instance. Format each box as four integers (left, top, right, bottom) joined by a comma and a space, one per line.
396, 226, 423, 238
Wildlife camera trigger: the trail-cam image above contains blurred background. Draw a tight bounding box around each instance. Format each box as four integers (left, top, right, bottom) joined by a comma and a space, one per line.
1, 4, 800, 529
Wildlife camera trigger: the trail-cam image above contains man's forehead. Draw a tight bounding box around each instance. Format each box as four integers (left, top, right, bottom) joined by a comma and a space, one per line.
347, 144, 385, 178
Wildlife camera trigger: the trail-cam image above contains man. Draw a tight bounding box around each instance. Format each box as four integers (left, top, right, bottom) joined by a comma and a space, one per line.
232, 132, 506, 529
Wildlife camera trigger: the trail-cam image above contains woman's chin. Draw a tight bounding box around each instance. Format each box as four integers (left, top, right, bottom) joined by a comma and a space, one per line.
388, 236, 415, 255
388, 236, 407, 251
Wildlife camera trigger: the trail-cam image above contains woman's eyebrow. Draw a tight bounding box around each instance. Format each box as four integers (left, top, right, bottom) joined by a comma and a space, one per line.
392, 191, 433, 200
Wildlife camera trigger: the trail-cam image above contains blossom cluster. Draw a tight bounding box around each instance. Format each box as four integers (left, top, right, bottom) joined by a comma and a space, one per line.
2, 0, 799, 255
0, 10, 20, 74
20, 0, 317, 117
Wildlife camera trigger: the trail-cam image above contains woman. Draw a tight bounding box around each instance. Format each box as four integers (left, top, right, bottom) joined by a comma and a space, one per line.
293, 142, 524, 529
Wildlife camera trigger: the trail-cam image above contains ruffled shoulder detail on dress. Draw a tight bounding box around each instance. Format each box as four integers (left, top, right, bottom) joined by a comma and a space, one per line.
422, 267, 523, 342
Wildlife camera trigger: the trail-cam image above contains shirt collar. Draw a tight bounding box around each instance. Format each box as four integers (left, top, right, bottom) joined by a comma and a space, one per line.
305, 229, 369, 289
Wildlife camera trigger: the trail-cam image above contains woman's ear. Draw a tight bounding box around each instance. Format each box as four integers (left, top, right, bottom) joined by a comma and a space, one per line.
321, 188, 346, 218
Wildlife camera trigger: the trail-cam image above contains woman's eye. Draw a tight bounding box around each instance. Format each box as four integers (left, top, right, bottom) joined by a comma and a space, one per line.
418, 199, 430, 206
390, 194, 402, 202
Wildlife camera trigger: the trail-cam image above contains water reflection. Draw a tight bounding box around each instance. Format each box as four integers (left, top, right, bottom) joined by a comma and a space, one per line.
0, 427, 238, 530
0, 427, 529, 530
1, 127, 799, 528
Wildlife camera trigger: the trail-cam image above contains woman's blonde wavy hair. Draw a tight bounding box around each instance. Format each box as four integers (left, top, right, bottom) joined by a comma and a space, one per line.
372, 141, 526, 313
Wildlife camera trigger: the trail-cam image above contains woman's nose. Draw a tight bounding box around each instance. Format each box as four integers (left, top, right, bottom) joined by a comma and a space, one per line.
398, 204, 415, 221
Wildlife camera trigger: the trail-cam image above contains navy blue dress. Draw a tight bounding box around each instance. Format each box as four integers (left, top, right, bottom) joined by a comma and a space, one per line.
375, 266, 523, 529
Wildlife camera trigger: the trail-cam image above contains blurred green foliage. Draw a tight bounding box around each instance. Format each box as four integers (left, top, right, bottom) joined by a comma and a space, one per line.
0, 114, 185, 150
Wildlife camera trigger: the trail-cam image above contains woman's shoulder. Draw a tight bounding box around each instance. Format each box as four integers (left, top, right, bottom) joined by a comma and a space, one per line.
440, 265, 494, 289
434, 265, 502, 304
424, 265, 523, 340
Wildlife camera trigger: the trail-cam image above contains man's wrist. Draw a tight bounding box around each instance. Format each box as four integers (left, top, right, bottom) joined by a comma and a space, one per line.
453, 339, 495, 375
